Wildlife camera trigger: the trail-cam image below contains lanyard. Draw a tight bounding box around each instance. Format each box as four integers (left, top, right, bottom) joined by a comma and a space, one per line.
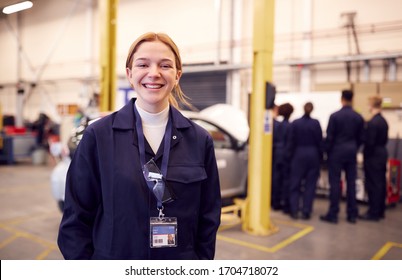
134, 104, 172, 209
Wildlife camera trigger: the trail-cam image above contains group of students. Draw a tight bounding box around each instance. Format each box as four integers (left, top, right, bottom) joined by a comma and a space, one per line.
271, 90, 389, 224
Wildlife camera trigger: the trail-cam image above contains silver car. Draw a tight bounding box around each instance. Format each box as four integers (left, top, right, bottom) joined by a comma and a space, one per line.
182, 104, 249, 199
51, 104, 249, 211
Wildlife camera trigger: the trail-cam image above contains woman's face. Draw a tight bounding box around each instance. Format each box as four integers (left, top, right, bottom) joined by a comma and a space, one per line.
126, 41, 181, 113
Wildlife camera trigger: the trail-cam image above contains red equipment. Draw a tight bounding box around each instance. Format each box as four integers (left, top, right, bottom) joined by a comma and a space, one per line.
387, 158, 401, 205
387, 135, 401, 205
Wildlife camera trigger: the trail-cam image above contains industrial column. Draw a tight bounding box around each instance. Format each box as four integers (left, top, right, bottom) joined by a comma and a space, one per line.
242, 0, 277, 235
99, 0, 118, 112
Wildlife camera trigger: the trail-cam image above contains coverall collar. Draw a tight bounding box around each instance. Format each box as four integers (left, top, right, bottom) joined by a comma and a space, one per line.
112, 98, 193, 159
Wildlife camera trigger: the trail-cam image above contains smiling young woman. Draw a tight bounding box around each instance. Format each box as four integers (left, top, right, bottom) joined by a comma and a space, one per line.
58, 32, 222, 260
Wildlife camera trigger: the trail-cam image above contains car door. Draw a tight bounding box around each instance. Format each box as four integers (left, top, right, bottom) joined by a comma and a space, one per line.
192, 119, 248, 198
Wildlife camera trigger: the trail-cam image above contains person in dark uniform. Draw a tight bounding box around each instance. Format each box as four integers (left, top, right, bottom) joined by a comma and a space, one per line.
288, 102, 323, 220
35, 113, 50, 148
359, 95, 389, 221
320, 90, 364, 224
58, 32, 221, 259
271, 104, 282, 210
271, 103, 294, 213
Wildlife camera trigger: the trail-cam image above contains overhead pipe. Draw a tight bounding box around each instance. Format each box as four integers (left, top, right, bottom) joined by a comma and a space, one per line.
23, 0, 80, 105
388, 58, 397, 81
275, 52, 402, 67
3, 14, 34, 127
16, 13, 23, 127
3, 17, 36, 74
341, 12, 361, 82
86, 0, 96, 86
363, 60, 370, 82
300, 0, 312, 92
226, 0, 243, 108
215, 0, 222, 65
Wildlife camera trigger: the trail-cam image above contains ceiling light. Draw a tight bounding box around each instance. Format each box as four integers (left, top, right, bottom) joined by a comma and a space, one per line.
2, 1, 33, 15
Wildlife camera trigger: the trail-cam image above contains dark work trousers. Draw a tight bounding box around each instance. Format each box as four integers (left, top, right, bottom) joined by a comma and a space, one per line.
289, 147, 320, 216
271, 146, 289, 210
281, 162, 291, 213
271, 154, 282, 209
364, 148, 387, 218
272, 118, 291, 211
327, 151, 358, 219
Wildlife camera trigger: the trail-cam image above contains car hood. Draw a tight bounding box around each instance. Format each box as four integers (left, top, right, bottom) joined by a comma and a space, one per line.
187, 104, 249, 143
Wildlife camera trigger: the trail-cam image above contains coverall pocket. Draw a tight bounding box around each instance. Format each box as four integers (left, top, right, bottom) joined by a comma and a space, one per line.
166, 165, 207, 184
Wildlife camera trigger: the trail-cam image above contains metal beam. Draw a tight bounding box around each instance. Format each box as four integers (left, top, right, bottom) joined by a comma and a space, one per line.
111, 52, 402, 77
275, 52, 402, 67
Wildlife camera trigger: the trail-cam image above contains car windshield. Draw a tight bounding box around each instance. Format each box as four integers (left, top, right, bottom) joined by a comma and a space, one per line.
192, 119, 232, 149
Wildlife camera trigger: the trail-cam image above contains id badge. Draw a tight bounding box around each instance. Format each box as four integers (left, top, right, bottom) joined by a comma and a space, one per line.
150, 217, 178, 248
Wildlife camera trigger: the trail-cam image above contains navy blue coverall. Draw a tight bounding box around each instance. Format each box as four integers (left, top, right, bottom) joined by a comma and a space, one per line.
288, 115, 323, 218
272, 118, 292, 212
324, 105, 364, 221
58, 99, 221, 260
363, 113, 389, 219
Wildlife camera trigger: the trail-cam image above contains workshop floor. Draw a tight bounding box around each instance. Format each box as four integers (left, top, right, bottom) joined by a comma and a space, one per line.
1, 160, 402, 260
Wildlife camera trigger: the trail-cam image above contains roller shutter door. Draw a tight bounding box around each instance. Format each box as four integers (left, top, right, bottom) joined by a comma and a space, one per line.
179, 71, 227, 110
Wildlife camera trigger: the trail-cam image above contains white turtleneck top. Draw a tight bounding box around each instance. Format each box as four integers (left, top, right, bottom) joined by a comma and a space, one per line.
135, 102, 169, 154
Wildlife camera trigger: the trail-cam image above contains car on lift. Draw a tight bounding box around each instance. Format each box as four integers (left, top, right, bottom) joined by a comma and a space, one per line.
51, 104, 249, 212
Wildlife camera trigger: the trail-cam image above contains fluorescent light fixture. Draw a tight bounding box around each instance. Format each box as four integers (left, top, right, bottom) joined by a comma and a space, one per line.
2, 1, 33, 15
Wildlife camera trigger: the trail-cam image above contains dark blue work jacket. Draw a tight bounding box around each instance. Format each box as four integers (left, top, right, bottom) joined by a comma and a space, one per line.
288, 115, 323, 161
363, 113, 389, 159
325, 105, 364, 160
273, 119, 291, 164
58, 99, 221, 260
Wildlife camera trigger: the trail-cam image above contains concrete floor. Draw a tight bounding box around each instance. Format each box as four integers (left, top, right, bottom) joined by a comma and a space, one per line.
1, 160, 402, 260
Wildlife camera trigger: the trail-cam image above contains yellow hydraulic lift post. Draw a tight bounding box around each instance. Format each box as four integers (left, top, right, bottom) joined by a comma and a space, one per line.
242, 0, 277, 235
99, 0, 118, 112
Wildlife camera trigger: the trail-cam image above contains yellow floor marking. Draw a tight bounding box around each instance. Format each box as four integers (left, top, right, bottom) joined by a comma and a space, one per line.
269, 225, 313, 252
0, 234, 20, 249
0, 223, 56, 248
0, 223, 59, 259
371, 242, 402, 260
1, 212, 56, 226
36, 246, 58, 260
274, 219, 311, 229
217, 235, 277, 253
0, 212, 61, 259
217, 219, 314, 254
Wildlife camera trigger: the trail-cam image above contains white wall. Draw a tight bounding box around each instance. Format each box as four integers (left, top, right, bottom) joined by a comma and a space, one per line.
0, 0, 402, 122
275, 91, 342, 135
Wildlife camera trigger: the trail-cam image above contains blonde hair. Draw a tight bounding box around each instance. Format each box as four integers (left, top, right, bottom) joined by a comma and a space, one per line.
368, 95, 382, 109
126, 32, 192, 109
